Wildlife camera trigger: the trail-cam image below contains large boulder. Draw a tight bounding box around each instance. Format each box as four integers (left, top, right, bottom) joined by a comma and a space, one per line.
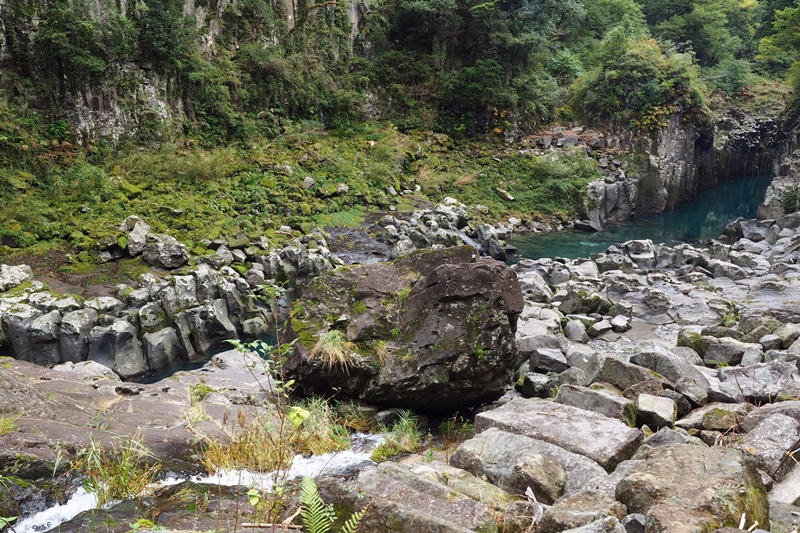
285, 246, 524, 410
616, 444, 768, 531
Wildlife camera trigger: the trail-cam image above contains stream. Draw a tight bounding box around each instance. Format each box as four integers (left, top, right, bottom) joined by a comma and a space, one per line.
509, 174, 773, 260
12, 433, 384, 533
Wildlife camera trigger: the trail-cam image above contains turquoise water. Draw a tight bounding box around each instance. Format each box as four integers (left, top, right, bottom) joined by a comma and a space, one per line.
509, 174, 774, 260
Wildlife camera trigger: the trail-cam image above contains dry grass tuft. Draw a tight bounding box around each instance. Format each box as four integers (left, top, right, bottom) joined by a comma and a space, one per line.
310, 330, 356, 371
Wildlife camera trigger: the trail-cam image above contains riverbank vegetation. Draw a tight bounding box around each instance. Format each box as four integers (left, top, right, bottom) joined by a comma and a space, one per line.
0, 0, 797, 259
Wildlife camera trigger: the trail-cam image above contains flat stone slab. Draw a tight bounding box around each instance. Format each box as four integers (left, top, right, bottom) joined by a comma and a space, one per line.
353, 462, 497, 532
451, 427, 607, 498
474, 398, 644, 471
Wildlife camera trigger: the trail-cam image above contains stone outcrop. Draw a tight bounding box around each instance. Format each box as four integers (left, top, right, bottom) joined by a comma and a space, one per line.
588, 111, 781, 227
285, 245, 524, 410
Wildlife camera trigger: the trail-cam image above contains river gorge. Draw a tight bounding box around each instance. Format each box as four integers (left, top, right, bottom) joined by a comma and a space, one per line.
2, 108, 800, 532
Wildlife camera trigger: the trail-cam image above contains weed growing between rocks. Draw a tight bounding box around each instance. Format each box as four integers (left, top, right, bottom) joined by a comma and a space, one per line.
0, 415, 19, 436
72, 433, 161, 506
370, 411, 424, 462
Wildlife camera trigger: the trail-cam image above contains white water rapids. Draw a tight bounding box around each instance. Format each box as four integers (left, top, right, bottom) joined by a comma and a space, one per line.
12, 433, 384, 533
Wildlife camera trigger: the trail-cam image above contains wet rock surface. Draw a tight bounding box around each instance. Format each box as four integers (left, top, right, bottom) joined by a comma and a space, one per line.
10, 200, 800, 531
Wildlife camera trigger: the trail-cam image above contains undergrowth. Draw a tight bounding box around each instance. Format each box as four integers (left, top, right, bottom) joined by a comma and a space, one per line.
370, 410, 424, 463
0, 121, 599, 260
72, 433, 161, 506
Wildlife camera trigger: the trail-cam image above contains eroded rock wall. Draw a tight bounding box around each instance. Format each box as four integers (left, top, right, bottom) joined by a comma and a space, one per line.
588, 111, 781, 227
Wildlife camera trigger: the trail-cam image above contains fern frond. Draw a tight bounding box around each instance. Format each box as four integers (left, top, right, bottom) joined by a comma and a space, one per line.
340, 509, 364, 533
300, 476, 333, 533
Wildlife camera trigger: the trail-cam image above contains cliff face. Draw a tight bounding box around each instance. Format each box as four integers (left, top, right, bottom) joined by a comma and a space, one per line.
0, 0, 366, 140
758, 110, 800, 220
587, 110, 783, 227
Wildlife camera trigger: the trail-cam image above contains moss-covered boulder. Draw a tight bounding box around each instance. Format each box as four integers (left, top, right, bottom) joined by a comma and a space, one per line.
284, 246, 524, 411
615, 443, 768, 531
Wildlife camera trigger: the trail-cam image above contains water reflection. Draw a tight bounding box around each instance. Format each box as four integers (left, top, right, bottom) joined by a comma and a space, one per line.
509, 174, 773, 260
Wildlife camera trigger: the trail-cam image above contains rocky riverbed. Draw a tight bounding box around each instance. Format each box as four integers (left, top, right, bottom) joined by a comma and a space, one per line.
6, 202, 800, 532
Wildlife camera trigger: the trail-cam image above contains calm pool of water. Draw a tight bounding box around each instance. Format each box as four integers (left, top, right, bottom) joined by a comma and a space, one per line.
509, 174, 773, 260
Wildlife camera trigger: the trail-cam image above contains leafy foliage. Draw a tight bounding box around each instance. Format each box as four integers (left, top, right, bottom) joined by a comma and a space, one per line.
570, 34, 708, 128
300, 476, 364, 533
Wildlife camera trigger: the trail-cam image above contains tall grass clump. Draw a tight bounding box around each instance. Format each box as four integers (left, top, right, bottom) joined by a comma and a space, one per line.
73, 433, 161, 506
370, 410, 423, 463
310, 330, 356, 372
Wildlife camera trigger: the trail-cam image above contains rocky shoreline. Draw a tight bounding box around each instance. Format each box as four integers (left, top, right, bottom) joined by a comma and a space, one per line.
5, 194, 800, 530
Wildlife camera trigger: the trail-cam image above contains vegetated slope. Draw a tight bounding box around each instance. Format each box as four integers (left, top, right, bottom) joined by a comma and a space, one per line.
0, 0, 796, 257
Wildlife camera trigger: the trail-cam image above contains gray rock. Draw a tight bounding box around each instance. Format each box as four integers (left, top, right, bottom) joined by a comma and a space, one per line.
776, 323, 800, 348
2, 303, 42, 361
708, 259, 749, 280
533, 347, 570, 373
143, 328, 186, 371
28, 310, 62, 365
675, 402, 753, 431
512, 452, 567, 504
242, 316, 270, 338
50, 296, 83, 313
173, 275, 200, 310
719, 360, 799, 402
244, 268, 265, 288
556, 367, 590, 387
635, 394, 676, 429
185, 299, 238, 354
616, 444, 767, 531
622, 378, 664, 401
562, 517, 625, 533
737, 414, 800, 482
0, 264, 33, 292
539, 490, 626, 533
519, 372, 556, 398
703, 337, 758, 367
60, 308, 98, 362
629, 348, 708, 406
475, 398, 643, 471
126, 288, 151, 307
610, 315, 631, 333
88, 319, 147, 378
517, 270, 554, 303
138, 302, 169, 333
588, 320, 613, 337
661, 389, 693, 418
560, 290, 612, 315
565, 319, 590, 342
596, 357, 659, 392
643, 427, 702, 449
622, 514, 646, 533
555, 384, 636, 425
624, 240, 656, 270
581, 459, 641, 500
352, 462, 497, 533
126, 219, 151, 256
193, 264, 222, 302
743, 400, 800, 432
565, 347, 603, 383
451, 428, 606, 498
143, 234, 190, 269
397, 455, 526, 516
84, 296, 125, 317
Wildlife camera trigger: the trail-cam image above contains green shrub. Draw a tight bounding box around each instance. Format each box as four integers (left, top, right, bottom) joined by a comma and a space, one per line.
570, 34, 708, 128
